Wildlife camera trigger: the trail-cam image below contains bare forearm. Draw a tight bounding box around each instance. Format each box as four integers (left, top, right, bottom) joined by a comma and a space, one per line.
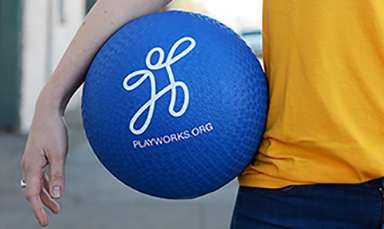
37, 0, 172, 115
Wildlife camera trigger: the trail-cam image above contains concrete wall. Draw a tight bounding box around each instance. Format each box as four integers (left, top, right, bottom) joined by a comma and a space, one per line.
20, 0, 85, 132
168, 0, 263, 32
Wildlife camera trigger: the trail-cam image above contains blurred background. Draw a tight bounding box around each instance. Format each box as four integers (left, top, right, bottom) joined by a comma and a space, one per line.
0, 0, 263, 228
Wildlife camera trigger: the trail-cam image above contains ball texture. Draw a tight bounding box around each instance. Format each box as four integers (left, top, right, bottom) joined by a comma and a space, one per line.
82, 11, 268, 199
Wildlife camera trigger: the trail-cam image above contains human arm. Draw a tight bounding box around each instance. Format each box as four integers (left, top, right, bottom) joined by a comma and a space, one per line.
21, 0, 172, 227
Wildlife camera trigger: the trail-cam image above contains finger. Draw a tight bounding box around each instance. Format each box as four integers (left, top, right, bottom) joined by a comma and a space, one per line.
24, 175, 50, 227
22, 152, 50, 227
42, 173, 50, 191
41, 174, 60, 214
48, 151, 66, 199
41, 186, 60, 214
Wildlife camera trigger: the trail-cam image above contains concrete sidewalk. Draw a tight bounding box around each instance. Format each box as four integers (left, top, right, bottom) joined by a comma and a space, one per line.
0, 109, 239, 229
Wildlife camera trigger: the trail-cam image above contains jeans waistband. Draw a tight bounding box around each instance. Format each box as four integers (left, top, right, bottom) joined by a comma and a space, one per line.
361, 177, 384, 188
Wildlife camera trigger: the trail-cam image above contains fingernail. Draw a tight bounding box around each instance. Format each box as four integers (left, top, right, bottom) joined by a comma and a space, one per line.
52, 186, 61, 198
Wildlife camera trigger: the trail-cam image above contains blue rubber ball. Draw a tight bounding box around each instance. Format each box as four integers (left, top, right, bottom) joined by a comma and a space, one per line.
82, 11, 268, 199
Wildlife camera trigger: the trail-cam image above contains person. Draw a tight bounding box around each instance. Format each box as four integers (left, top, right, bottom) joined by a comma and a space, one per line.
21, 0, 384, 228
232, 1, 384, 228
21, 0, 171, 227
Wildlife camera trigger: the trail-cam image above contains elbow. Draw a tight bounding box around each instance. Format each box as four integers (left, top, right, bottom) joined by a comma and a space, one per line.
164, 0, 173, 7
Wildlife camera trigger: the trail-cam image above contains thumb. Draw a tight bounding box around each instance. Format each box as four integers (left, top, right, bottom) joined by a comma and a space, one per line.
48, 155, 66, 199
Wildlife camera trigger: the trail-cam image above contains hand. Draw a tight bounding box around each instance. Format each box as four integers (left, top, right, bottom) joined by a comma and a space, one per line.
21, 109, 68, 227
19, 0, 172, 227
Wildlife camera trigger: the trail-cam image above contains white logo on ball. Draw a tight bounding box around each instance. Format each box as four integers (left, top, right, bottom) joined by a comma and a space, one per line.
123, 37, 196, 135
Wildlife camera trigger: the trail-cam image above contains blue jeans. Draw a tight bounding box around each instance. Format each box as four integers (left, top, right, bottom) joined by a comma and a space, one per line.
231, 178, 384, 228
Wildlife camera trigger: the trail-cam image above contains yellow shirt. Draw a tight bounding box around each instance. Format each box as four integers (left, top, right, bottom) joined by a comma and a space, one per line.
239, 0, 384, 188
